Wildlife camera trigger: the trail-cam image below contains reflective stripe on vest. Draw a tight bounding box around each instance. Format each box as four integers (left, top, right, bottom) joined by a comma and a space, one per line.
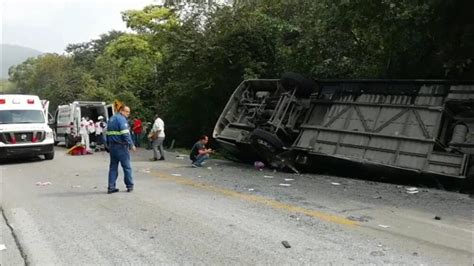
106, 129, 130, 135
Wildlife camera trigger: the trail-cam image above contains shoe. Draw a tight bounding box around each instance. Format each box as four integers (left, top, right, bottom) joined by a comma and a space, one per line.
149, 158, 158, 161
107, 188, 119, 194
127, 187, 134, 192
158, 157, 165, 161
191, 163, 199, 168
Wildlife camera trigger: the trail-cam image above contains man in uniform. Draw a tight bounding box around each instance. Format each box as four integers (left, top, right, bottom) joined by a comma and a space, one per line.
106, 106, 136, 194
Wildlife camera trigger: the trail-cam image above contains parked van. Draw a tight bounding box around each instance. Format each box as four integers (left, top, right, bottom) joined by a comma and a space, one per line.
0, 94, 55, 160
52, 101, 112, 148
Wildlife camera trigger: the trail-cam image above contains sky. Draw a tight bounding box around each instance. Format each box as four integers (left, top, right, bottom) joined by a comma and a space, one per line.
1, 0, 157, 53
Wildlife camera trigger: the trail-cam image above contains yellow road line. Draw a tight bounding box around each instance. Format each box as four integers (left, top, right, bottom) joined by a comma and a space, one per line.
152, 171, 358, 227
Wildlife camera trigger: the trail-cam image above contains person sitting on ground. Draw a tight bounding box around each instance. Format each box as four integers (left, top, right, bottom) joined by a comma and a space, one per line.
190, 135, 213, 167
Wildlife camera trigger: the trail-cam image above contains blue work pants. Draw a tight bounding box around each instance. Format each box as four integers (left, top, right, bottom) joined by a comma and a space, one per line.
108, 143, 134, 189
193, 154, 209, 167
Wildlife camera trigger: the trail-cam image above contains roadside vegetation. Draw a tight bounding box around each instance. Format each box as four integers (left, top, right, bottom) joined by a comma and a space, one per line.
5, 0, 473, 146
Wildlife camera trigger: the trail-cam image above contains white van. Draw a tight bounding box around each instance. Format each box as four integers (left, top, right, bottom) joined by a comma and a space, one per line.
52, 101, 112, 148
0, 95, 55, 160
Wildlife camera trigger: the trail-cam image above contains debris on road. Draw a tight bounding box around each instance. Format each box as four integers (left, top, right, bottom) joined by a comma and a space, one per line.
141, 168, 151, 173
207, 167, 213, 170
331, 182, 341, 186
279, 183, 291, 187
284, 178, 295, 181
171, 174, 182, 177
281, 241, 291, 248
175, 155, 186, 160
347, 215, 371, 222
254, 161, 265, 171
248, 188, 255, 191
263, 175, 274, 178
35, 181, 52, 186
434, 216, 441, 220
370, 251, 385, 257
71, 185, 81, 188
378, 224, 391, 228
0, 244, 6, 251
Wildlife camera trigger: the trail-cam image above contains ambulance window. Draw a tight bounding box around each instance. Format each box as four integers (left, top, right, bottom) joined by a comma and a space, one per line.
58, 112, 70, 123
0, 110, 45, 124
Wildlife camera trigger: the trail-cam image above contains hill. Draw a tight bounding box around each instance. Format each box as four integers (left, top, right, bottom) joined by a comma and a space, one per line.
1, 44, 42, 79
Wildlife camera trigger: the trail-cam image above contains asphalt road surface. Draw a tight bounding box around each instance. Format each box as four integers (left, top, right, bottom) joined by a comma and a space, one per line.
0, 147, 472, 265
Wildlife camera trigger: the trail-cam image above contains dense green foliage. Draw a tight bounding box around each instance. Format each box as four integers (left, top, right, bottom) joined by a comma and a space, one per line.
7, 0, 474, 146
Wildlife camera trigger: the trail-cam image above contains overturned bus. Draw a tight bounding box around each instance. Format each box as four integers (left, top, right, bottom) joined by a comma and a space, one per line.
213, 73, 474, 183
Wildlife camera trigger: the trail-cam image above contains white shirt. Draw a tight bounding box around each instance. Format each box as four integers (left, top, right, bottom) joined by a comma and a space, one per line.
152, 117, 165, 138
87, 120, 95, 134
95, 122, 103, 135
79, 119, 88, 135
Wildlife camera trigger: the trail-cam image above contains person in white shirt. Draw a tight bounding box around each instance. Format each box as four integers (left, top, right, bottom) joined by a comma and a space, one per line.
80, 117, 90, 151
150, 114, 165, 161
94, 116, 106, 150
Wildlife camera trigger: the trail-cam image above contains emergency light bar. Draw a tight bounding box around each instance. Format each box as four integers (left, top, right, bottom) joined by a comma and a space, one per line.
27, 99, 35, 104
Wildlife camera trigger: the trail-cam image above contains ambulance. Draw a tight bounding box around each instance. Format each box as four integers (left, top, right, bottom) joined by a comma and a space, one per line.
52, 101, 112, 148
0, 95, 55, 160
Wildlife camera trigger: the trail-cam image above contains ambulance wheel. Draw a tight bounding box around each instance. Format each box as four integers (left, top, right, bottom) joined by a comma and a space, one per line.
44, 152, 54, 160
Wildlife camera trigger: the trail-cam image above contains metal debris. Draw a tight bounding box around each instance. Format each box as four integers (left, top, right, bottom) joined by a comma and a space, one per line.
331, 182, 341, 186
281, 241, 291, 248
35, 181, 52, 186
279, 183, 291, 187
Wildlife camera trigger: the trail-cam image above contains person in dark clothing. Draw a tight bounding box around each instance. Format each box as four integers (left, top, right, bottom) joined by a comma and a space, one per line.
106, 106, 136, 194
190, 135, 213, 167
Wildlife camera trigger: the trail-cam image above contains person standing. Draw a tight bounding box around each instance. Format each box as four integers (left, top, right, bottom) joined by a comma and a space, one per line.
87, 117, 96, 146
132, 118, 143, 147
94, 116, 106, 151
190, 135, 213, 167
149, 114, 165, 161
80, 117, 90, 151
106, 106, 136, 194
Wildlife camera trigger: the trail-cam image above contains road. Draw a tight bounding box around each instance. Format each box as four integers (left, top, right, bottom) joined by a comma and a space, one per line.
0, 146, 473, 265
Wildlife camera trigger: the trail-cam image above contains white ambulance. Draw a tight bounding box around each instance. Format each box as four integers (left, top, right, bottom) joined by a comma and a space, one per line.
0, 95, 55, 160
52, 101, 112, 148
